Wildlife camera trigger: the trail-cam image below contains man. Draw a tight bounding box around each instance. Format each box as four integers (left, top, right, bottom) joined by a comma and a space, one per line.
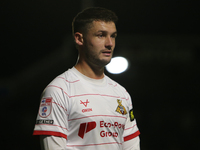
33, 7, 140, 150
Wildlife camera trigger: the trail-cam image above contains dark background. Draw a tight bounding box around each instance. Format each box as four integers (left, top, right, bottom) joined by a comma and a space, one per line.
1, 0, 199, 149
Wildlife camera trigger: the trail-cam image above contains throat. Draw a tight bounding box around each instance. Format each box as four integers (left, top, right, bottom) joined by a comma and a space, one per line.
75, 63, 104, 79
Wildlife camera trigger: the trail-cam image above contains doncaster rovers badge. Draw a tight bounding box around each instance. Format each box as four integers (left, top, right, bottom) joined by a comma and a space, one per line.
116, 99, 127, 115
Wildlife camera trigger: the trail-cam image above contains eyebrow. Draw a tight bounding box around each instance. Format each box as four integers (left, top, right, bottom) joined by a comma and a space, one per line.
97, 30, 117, 35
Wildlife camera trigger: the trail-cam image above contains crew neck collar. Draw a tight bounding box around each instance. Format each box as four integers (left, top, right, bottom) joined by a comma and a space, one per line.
72, 67, 107, 86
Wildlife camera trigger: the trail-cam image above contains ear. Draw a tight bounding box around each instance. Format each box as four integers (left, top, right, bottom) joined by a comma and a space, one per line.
74, 32, 84, 46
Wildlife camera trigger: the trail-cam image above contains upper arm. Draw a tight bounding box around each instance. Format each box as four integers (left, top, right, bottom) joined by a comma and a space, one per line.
33, 85, 69, 139
122, 92, 140, 149
40, 135, 67, 150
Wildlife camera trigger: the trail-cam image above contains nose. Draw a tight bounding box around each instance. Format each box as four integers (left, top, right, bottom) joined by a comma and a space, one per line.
105, 36, 114, 50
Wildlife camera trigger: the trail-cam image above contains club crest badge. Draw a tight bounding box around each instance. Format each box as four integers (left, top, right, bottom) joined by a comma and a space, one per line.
116, 99, 127, 115
39, 97, 52, 118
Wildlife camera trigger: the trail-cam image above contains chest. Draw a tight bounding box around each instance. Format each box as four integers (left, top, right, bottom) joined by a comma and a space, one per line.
67, 84, 129, 123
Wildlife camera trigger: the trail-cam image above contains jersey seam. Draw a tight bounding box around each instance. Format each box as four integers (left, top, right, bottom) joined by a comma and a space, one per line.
53, 102, 67, 112
56, 76, 80, 83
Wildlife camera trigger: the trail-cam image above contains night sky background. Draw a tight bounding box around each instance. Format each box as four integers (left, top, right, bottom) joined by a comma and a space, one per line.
1, 0, 200, 149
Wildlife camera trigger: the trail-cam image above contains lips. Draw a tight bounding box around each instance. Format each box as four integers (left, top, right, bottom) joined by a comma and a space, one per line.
102, 50, 112, 56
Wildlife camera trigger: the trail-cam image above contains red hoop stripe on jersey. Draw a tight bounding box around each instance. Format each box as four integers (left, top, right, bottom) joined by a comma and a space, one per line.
108, 83, 118, 87
35, 124, 69, 131
67, 141, 122, 147
33, 130, 67, 139
47, 85, 71, 97
124, 124, 136, 130
70, 93, 121, 98
53, 102, 67, 112
68, 115, 126, 121
47, 85, 128, 100
121, 97, 129, 101
57, 77, 80, 83
124, 130, 140, 142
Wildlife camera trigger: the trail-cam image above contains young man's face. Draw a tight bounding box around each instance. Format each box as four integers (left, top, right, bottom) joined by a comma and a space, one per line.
82, 21, 117, 67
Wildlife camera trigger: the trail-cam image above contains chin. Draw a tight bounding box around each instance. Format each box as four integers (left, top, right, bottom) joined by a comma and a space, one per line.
95, 59, 111, 67
102, 59, 112, 66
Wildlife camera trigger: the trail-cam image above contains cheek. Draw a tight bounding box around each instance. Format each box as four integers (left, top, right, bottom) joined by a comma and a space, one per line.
112, 39, 116, 45
91, 40, 104, 49
85, 37, 105, 50
88, 39, 98, 46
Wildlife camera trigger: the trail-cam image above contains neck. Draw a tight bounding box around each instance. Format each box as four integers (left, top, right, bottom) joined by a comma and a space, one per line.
75, 60, 105, 79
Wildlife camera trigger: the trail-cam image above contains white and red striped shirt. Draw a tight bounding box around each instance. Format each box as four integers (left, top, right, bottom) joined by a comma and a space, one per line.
33, 67, 140, 150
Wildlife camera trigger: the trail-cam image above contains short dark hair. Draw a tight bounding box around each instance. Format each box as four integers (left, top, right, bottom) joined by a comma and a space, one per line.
72, 7, 118, 36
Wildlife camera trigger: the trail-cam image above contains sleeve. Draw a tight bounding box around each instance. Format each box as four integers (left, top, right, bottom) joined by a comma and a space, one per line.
40, 135, 67, 150
33, 85, 69, 140
122, 92, 140, 150
122, 136, 140, 150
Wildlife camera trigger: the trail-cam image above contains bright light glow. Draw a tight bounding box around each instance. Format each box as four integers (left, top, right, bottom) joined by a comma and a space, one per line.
106, 56, 129, 74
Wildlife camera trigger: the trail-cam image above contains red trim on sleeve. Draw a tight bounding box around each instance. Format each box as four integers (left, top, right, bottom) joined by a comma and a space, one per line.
124, 130, 140, 142
33, 130, 67, 139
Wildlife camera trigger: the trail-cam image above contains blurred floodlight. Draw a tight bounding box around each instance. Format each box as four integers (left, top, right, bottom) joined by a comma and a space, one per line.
106, 56, 128, 74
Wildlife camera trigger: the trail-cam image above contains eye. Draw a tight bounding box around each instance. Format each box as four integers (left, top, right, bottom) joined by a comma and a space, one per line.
96, 32, 106, 38
111, 34, 117, 38
98, 34, 103, 38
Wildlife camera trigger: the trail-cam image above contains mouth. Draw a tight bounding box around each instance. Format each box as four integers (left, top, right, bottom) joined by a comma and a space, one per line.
102, 50, 112, 56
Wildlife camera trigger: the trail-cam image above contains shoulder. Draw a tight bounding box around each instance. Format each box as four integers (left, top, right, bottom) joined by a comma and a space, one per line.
105, 75, 132, 103
105, 75, 127, 92
43, 68, 80, 95
48, 68, 80, 87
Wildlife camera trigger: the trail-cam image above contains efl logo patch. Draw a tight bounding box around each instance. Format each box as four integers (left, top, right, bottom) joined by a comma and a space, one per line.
39, 97, 52, 118
116, 99, 127, 115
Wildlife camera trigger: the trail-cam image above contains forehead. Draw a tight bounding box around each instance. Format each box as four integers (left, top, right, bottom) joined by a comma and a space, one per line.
88, 21, 117, 33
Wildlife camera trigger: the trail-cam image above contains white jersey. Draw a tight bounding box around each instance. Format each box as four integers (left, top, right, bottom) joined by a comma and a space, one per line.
33, 67, 140, 150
